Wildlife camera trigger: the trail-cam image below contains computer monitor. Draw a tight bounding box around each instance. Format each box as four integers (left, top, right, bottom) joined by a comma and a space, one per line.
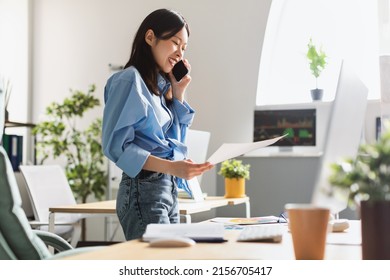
311, 60, 368, 214
253, 109, 316, 147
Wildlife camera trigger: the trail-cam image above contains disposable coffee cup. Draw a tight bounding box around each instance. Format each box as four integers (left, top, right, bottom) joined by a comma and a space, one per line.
285, 203, 330, 260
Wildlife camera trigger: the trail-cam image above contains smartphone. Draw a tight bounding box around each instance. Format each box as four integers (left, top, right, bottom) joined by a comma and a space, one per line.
172, 60, 188, 81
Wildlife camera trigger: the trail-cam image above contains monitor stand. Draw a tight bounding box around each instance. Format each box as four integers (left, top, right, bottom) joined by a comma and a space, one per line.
278, 146, 293, 153
268, 146, 296, 157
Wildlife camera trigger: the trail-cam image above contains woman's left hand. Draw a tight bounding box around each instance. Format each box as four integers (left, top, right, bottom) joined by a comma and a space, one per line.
169, 59, 191, 102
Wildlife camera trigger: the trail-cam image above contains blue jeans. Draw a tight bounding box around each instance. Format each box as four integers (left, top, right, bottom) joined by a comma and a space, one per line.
116, 170, 179, 240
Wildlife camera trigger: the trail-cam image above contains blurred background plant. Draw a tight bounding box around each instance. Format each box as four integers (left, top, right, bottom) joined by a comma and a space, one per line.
32, 84, 107, 204
307, 38, 327, 89
329, 124, 390, 208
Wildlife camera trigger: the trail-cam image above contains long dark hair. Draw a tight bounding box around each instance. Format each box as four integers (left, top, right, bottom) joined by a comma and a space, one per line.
124, 9, 190, 95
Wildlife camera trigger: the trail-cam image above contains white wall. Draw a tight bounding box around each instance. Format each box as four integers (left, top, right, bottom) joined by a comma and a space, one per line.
0, 0, 33, 163
0, 0, 29, 121
378, 0, 390, 54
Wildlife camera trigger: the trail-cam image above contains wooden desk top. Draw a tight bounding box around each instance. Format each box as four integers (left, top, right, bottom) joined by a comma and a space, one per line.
178, 196, 249, 215
49, 200, 117, 214
62, 221, 362, 260
49, 196, 250, 215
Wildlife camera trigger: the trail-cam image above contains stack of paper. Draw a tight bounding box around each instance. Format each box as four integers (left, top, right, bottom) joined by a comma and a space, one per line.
142, 223, 225, 242
210, 216, 284, 225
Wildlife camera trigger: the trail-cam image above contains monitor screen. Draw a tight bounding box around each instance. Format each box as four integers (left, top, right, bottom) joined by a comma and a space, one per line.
253, 109, 316, 147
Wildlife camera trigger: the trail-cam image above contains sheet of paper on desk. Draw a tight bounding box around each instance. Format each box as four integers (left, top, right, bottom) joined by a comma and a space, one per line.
142, 223, 225, 242
207, 135, 286, 164
211, 216, 283, 225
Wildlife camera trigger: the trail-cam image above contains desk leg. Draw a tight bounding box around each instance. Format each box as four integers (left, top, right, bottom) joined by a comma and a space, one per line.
180, 214, 191, 224
49, 212, 55, 233
245, 201, 251, 218
48, 212, 55, 254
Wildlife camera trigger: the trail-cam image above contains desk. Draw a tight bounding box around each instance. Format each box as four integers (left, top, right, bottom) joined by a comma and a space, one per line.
61, 221, 362, 260
178, 196, 250, 223
48, 196, 250, 234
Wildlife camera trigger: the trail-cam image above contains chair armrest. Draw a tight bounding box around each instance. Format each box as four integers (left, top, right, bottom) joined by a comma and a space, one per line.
33, 230, 73, 252
29, 220, 81, 230
29, 221, 49, 228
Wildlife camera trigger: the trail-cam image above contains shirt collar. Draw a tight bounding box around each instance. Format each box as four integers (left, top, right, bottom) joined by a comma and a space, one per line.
157, 72, 171, 95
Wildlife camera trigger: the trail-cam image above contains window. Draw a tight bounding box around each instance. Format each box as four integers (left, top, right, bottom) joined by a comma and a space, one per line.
256, 0, 380, 105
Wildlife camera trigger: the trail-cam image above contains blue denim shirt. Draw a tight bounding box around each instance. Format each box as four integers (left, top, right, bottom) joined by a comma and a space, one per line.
102, 66, 195, 180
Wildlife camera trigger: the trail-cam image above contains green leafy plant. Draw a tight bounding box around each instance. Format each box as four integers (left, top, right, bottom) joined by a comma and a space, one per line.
32, 84, 107, 204
218, 159, 250, 180
307, 38, 327, 88
329, 128, 390, 207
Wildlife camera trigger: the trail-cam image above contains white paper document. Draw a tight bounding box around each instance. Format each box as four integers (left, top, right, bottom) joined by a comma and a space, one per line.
142, 223, 225, 242
210, 216, 283, 225
207, 135, 286, 164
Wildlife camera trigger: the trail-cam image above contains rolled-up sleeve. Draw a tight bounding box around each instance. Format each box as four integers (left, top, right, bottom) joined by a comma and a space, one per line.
171, 99, 195, 125
167, 98, 195, 144
102, 73, 151, 177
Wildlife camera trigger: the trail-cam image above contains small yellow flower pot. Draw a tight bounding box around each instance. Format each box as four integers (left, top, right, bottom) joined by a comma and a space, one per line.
224, 178, 246, 198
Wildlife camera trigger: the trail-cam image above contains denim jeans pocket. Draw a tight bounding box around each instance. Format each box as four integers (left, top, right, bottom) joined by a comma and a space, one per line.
137, 174, 176, 221
116, 176, 132, 221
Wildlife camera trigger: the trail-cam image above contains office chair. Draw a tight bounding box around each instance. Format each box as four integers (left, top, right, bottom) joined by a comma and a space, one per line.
19, 165, 84, 248
0, 146, 100, 259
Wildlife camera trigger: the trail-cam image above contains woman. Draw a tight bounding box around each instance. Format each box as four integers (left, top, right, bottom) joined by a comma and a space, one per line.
102, 9, 213, 240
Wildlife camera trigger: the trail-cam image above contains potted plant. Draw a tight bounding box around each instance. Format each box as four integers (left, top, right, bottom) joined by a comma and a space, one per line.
328, 127, 390, 259
33, 84, 108, 204
307, 38, 327, 101
218, 159, 250, 198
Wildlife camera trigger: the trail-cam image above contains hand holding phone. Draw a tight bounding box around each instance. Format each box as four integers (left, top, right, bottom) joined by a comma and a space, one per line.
172, 60, 189, 82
